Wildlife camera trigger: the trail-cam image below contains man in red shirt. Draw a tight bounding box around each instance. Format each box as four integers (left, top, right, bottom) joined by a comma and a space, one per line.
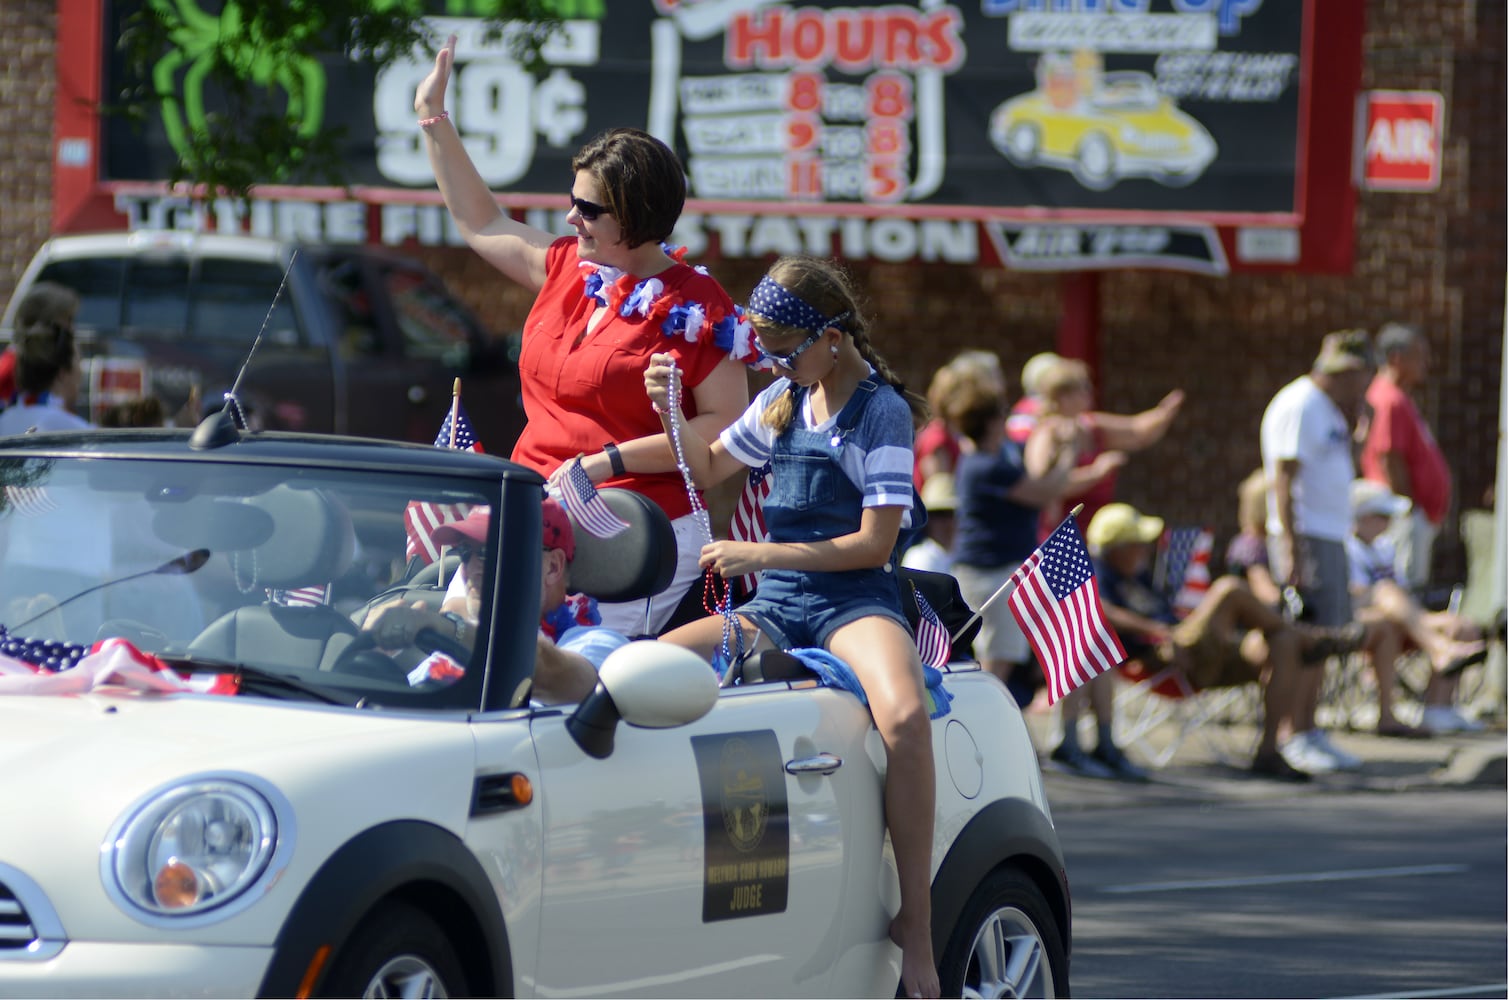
1360, 322, 1452, 589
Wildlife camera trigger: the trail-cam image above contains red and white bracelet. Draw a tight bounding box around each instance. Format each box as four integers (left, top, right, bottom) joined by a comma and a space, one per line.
418, 110, 449, 128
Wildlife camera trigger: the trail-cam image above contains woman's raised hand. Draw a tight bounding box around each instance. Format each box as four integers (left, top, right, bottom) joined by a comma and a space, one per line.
644, 352, 680, 415
415, 33, 457, 118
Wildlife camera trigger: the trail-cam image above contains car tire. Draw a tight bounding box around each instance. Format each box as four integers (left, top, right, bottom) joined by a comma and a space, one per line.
317, 900, 469, 999
938, 866, 1068, 999
1072, 133, 1116, 191
1002, 123, 1041, 165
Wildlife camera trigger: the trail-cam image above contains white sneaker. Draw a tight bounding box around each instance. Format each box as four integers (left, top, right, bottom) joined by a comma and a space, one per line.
1306, 728, 1363, 771
1421, 706, 1486, 734
1280, 732, 1337, 774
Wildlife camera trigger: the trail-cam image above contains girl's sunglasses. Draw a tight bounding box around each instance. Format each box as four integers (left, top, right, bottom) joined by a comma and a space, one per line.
757, 330, 823, 370
568, 194, 610, 221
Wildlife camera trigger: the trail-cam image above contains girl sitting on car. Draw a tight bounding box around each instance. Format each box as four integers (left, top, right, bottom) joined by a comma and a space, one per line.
643, 255, 940, 999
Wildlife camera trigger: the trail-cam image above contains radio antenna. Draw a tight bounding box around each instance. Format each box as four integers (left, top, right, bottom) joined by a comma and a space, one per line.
222, 248, 299, 429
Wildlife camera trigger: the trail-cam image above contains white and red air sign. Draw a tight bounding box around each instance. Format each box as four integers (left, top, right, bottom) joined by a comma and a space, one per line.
1361, 90, 1445, 191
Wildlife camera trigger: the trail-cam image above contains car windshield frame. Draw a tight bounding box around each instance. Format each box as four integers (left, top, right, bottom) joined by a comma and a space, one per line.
0, 438, 542, 714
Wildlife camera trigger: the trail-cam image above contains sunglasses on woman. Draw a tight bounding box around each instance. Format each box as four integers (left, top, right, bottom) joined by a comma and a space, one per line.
568, 194, 610, 221
454, 544, 486, 564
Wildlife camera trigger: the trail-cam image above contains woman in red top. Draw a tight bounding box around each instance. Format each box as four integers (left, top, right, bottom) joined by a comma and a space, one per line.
417, 35, 752, 633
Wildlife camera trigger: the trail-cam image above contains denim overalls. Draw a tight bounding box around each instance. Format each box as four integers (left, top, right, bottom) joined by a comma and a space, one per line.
738, 375, 911, 650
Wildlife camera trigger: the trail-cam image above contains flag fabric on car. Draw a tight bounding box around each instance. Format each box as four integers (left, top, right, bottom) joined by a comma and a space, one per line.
560, 459, 630, 539
1006, 515, 1127, 705
912, 583, 952, 669
728, 462, 772, 596
404, 399, 483, 564
1161, 526, 1214, 620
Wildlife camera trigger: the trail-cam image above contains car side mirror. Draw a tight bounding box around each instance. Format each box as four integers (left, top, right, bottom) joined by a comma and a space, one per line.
566, 641, 718, 759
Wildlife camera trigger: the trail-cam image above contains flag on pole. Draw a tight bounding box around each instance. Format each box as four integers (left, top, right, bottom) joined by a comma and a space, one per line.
1006, 515, 1126, 705
728, 462, 772, 595
912, 584, 952, 669
560, 459, 630, 538
404, 387, 484, 565
1161, 526, 1213, 620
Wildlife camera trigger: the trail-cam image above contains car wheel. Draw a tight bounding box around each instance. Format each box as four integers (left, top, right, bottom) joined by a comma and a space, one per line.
1002, 123, 1041, 165
318, 900, 468, 999
938, 867, 1068, 999
1072, 133, 1116, 190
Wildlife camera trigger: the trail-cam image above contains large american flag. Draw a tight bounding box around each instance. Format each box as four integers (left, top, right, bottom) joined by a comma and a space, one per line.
1160, 525, 1213, 620
728, 462, 771, 596
1006, 515, 1126, 704
404, 398, 484, 564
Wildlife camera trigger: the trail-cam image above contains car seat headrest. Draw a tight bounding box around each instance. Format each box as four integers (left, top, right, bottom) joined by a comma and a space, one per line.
240, 486, 356, 590
564, 488, 677, 604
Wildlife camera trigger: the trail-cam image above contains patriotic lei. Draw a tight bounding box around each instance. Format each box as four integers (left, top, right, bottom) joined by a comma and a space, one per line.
580, 244, 766, 367
539, 593, 601, 643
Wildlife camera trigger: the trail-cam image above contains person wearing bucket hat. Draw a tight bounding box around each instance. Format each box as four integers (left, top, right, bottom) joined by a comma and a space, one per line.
1259, 327, 1377, 773
901, 472, 958, 575
1088, 502, 1360, 781
1346, 480, 1488, 736
363, 499, 623, 704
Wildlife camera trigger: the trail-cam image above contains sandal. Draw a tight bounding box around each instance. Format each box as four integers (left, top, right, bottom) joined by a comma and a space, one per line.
1439, 646, 1488, 678
1376, 721, 1431, 739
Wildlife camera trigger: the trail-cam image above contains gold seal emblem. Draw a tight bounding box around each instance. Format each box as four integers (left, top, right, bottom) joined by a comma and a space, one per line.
719, 737, 768, 853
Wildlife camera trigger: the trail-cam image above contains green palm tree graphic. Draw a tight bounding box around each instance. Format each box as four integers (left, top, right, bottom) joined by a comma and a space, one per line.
149, 0, 327, 162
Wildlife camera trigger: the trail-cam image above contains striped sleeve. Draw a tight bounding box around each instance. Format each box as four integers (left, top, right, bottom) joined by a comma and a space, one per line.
719, 379, 789, 468
860, 391, 916, 516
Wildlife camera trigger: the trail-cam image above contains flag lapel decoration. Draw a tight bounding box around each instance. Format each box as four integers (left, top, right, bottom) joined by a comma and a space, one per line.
912, 584, 951, 669
404, 399, 485, 564
561, 459, 630, 538
1006, 516, 1126, 704
728, 462, 772, 595
1163, 526, 1214, 619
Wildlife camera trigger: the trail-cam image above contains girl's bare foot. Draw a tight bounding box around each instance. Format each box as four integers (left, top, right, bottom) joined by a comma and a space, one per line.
890, 914, 940, 999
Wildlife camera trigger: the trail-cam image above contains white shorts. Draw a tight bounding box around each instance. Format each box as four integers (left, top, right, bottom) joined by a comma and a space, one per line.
952, 560, 1030, 664
596, 513, 706, 637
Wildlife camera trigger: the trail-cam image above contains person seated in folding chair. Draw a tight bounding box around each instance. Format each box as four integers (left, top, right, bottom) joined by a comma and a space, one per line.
1346, 480, 1487, 736
1088, 503, 1365, 782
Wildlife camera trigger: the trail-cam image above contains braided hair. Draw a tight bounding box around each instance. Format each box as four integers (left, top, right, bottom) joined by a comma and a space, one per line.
748, 256, 928, 433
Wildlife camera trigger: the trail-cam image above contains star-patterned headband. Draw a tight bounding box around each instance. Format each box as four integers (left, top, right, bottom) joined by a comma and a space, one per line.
746, 275, 850, 333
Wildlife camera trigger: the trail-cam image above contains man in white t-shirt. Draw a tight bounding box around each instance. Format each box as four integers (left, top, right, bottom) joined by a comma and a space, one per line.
1259, 329, 1376, 774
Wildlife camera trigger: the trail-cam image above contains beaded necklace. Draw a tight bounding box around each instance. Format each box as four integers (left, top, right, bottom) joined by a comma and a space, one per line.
663, 362, 743, 670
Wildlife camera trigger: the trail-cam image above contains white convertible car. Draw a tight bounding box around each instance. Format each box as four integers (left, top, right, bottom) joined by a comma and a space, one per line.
0, 417, 1070, 998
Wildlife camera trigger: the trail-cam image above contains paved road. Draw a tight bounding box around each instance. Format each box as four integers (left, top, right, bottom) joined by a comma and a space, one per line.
1055, 787, 1506, 998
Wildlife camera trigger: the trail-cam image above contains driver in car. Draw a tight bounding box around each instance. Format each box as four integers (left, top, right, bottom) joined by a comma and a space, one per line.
362, 500, 620, 704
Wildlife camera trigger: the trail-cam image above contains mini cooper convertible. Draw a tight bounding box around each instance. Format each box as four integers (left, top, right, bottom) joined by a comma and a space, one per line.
0, 417, 1070, 998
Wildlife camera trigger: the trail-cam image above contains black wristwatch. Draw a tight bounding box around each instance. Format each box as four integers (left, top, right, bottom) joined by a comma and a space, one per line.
602, 441, 626, 478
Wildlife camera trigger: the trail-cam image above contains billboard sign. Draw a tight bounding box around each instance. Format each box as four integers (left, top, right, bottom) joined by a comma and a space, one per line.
100, 0, 1307, 222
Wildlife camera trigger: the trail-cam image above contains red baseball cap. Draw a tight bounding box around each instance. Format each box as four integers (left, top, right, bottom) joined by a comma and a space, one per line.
429, 500, 575, 561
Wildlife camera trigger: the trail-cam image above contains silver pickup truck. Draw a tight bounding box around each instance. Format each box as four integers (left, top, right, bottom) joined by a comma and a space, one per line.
1, 231, 525, 447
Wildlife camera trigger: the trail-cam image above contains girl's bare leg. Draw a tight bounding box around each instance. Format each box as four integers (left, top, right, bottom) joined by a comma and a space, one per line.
829, 616, 940, 999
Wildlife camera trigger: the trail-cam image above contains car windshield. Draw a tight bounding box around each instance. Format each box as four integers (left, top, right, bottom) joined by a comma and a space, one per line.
0, 454, 498, 710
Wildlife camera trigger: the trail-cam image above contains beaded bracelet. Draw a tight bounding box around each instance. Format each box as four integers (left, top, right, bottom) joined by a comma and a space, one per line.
418, 110, 449, 128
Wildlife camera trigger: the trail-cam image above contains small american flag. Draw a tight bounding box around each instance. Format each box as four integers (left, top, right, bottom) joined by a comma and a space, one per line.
1160, 526, 1213, 620
560, 459, 630, 539
729, 462, 772, 595
1006, 515, 1126, 705
404, 397, 484, 564
912, 584, 951, 669
267, 584, 329, 608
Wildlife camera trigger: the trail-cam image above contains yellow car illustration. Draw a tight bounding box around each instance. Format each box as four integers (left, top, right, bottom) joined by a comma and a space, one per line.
990, 70, 1217, 191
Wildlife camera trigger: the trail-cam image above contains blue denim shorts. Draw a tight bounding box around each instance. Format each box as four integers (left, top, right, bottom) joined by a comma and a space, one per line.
738, 565, 909, 650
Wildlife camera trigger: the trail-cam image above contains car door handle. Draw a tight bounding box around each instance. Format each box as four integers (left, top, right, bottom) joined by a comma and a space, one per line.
785, 753, 842, 776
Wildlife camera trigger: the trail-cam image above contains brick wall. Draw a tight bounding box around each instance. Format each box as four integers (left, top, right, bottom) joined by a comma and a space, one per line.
0, 0, 57, 308
3, 0, 1502, 581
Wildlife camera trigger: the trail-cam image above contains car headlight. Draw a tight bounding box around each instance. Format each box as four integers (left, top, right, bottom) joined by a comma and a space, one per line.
102, 775, 292, 924
1119, 124, 1143, 144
